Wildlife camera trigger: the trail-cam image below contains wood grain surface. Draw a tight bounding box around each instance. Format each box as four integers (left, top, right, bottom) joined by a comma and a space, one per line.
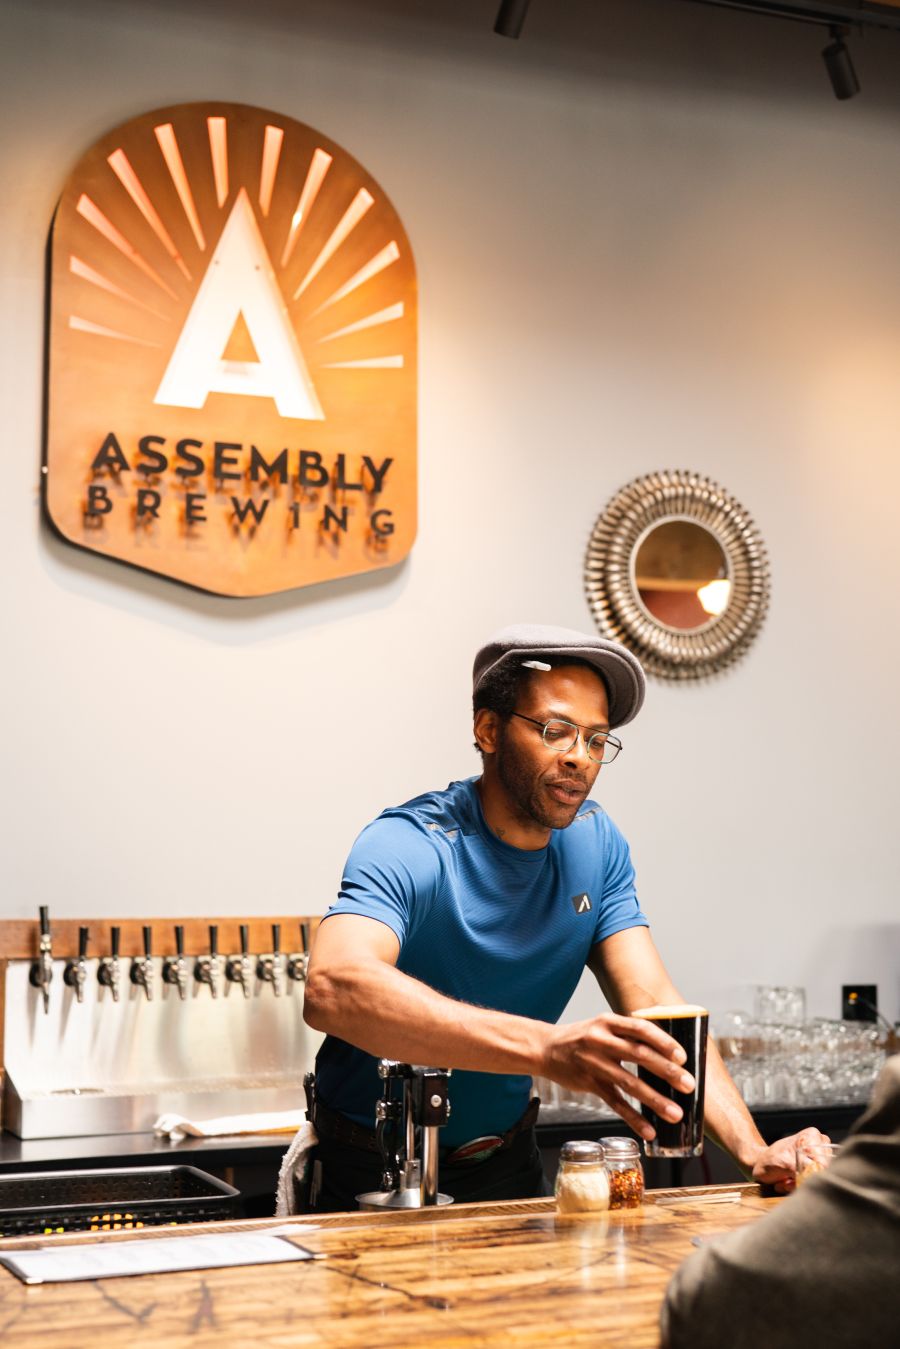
0, 1186, 780, 1347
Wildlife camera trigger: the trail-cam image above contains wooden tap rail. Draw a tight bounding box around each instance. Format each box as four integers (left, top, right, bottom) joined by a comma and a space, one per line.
0, 1185, 779, 1347
0, 917, 320, 961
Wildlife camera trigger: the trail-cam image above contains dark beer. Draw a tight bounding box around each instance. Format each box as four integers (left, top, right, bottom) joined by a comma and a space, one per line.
633, 1003, 708, 1157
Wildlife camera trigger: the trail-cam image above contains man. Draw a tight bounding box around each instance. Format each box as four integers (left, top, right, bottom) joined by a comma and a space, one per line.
303, 624, 823, 1210
661, 1053, 900, 1349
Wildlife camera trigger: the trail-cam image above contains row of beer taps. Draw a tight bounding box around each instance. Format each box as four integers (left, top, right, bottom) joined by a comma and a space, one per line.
28, 907, 312, 1011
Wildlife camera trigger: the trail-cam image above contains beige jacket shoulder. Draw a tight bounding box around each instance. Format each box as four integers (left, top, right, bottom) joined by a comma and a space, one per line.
660, 1053, 900, 1349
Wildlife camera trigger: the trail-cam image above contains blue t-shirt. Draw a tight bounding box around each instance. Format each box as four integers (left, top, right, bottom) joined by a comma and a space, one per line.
315, 776, 647, 1146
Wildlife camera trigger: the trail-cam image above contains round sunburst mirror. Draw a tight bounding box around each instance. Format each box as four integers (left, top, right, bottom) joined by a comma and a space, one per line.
584, 471, 770, 680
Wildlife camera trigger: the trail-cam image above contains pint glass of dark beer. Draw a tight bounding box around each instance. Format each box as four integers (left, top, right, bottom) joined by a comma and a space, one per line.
633, 1003, 708, 1157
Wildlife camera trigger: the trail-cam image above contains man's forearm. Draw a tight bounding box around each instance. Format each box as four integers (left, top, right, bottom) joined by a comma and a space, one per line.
702, 1038, 765, 1172
304, 955, 550, 1076
306, 918, 724, 1141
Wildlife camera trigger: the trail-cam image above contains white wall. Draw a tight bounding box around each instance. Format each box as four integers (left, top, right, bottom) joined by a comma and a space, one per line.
3, 0, 899, 1024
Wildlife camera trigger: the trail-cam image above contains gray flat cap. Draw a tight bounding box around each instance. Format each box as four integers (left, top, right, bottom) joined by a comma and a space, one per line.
473, 623, 646, 728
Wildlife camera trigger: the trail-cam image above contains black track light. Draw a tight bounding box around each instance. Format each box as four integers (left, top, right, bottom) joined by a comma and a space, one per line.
822, 26, 860, 101
494, 0, 532, 40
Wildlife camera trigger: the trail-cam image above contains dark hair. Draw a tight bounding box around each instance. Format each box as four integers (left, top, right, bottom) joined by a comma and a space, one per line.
472, 655, 609, 755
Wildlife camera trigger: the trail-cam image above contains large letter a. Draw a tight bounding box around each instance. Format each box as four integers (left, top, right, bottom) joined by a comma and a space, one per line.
154, 189, 324, 420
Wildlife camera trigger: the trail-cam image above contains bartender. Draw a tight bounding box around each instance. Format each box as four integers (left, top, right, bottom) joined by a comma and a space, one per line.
302, 623, 825, 1210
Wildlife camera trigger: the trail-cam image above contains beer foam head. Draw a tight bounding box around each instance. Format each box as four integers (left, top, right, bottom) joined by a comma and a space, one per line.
631, 1003, 708, 1019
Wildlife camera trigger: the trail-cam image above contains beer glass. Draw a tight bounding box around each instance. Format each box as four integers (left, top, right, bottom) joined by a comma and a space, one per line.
795, 1139, 841, 1183
633, 1004, 708, 1157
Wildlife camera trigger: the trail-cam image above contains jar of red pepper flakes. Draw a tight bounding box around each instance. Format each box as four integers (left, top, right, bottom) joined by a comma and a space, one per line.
599, 1137, 644, 1208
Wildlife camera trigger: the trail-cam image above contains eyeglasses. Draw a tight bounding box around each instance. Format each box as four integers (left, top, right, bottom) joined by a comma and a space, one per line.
509, 713, 623, 765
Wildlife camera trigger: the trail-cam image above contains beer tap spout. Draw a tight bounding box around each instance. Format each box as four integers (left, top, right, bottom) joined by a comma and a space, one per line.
63, 926, 90, 1004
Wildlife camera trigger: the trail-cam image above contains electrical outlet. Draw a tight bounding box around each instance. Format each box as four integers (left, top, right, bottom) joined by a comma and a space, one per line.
842, 984, 878, 1022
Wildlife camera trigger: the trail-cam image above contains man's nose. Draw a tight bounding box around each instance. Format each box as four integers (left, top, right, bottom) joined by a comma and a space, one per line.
560, 731, 589, 765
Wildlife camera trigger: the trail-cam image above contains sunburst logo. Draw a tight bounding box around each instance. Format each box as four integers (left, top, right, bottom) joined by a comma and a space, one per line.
44, 102, 417, 597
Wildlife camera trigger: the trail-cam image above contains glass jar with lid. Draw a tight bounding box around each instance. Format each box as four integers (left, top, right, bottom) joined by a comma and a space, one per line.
554, 1140, 610, 1213
599, 1136, 644, 1209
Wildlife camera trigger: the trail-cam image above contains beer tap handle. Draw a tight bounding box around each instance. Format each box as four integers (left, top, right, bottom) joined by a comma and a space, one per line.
239, 924, 251, 996
272, 924, 283, 995
111, 925, 120, 1003
226, 924, 251, 998
288, 921, 311, 982
131, 926, 154, 1000
99, 926, 121, 1002
29, 905, 54, 1013
78, 925, 90, 1003
194, 924, 219, 997
63, 928, 89, 1003
145, 926, 155, 1000
256, 925, 281, 994
208, 924, 219, 998
178, 922, 190, 998
64, 925, 90, 1002
163, 925, 187, 999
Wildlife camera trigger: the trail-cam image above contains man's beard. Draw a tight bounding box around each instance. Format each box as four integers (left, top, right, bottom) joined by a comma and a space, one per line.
495, 727, 587, 832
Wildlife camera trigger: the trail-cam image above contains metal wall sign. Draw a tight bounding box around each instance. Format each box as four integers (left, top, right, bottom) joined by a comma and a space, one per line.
44, 103, 417, 597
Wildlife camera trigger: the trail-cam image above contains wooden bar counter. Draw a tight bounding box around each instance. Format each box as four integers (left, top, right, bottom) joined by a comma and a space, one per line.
0, 1184, 780, 1347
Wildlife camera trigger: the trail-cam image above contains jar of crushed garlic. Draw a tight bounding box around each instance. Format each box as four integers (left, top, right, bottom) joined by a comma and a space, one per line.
599, 1137, 644, 1209
554, 1141, 610, 1213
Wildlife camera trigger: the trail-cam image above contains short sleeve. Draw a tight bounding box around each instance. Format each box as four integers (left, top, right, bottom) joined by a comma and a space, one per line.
592, 812, 648, 943
323, 813, 444, 947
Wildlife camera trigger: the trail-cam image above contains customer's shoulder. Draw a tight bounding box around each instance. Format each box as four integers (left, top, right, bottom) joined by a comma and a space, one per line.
855, 1052, 900, 1137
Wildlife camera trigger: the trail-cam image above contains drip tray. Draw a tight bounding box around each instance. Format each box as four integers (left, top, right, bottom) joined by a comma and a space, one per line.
0, 1166, 239, 1236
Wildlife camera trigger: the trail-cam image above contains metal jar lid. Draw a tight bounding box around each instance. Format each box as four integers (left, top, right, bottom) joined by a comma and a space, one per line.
599, 1137, 641, 1158
559, 1140, 606, 1165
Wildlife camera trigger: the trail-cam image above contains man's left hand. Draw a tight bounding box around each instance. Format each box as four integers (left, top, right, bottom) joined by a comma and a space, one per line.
750, 1127, 831, 1192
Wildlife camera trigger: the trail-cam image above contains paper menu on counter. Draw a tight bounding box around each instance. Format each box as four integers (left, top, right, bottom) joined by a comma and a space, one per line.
0, 1227, 319, 1285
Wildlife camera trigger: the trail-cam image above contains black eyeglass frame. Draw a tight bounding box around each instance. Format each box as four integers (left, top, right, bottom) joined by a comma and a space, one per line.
509, 712, 623, 764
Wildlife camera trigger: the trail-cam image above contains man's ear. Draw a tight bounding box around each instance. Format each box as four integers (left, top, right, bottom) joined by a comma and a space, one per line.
474, 708, 500, 756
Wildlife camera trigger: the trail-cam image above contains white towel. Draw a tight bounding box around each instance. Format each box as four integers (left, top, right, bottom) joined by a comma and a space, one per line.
275, 1121, 320, 1215
153, 1109, 306, 1144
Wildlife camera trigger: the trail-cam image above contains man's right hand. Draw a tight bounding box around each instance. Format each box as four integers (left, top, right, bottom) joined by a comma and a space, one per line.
543, 1014, 695, 1140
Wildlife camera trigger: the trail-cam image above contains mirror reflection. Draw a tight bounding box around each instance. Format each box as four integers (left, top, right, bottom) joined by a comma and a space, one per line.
633, 520, 730, 632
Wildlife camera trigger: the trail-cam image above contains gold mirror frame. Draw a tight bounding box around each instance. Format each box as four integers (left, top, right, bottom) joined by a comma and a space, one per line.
584, 470, 770, 680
